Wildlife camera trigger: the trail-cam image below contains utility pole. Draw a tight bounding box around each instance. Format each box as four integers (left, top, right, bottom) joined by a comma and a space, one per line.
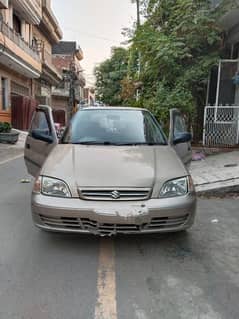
69, 74, 75, 119
136, 0, 140, 28
135, 0, 141, 101
68, 60, 76, 120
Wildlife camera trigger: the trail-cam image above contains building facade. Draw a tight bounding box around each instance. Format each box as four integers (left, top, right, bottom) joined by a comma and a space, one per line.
0, 0, 62, 128
33, 0, 62, 106
0, 0, 42, 123
208, 0, 239, 107
204, 1, 239, 146
52, 41, 86, 125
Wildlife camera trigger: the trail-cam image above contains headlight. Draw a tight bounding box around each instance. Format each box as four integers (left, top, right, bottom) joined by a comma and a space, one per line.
34, 176, 71, 198
160, 176, 193, 198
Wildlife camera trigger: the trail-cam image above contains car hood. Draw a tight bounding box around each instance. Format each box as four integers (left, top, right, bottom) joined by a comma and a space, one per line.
41, 144, 187, 193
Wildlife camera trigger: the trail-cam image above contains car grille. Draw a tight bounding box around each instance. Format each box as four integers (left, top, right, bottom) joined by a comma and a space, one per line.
39, 214, 189, 235
145, 215, 189, 229
78, 188, 151, 201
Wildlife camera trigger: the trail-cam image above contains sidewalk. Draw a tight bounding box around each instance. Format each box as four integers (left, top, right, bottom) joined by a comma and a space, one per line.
0, 130, 27, 165
190, 150, 239, 195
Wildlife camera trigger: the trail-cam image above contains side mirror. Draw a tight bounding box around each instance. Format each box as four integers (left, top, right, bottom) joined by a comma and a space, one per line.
173, 132, 192, 145
31, 129, 54, 144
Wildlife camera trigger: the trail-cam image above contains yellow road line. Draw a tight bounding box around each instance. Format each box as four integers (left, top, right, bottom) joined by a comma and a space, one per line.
0, 154, 23, 166
95, 238, 117, 319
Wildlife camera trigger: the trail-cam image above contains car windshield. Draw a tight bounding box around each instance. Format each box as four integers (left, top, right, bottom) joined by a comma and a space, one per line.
62, 109, 167, 145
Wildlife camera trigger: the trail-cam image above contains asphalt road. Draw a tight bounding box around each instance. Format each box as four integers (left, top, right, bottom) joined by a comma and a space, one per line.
0, 157, 239, 319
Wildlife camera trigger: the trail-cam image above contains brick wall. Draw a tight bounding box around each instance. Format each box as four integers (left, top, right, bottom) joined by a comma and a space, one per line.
52, 96, 68, 109
52, 55, 73, 72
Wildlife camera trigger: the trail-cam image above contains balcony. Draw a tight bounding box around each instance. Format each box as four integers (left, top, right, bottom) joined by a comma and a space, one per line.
76, 47, 84, 61
0, 0, 8, 9
52, 87, 69, 98
42, 49, 62, 85
52, 86, 83, 103
11, 0, 42, 25
41, 0, 62, 44
0, 21, 41, 78
52, 75, 85, 101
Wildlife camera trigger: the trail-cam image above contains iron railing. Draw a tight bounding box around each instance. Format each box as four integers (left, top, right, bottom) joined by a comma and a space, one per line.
1, 21, 40, 61
203, 106, 239, 147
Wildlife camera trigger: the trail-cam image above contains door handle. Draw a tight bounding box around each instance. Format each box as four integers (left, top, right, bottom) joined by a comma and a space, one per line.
26, 143, 30, 149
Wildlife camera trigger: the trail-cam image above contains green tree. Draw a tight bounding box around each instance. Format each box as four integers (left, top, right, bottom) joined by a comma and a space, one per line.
94, 47, 129, 105
131, 0, 222, 134
95, 0, 224, 139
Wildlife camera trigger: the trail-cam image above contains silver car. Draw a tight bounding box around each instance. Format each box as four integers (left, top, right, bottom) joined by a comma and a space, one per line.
24, 106, 196, 236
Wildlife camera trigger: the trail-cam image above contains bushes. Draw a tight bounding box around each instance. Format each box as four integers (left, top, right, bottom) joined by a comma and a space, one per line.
0, 122, 12, 133
95, 0, 224, 140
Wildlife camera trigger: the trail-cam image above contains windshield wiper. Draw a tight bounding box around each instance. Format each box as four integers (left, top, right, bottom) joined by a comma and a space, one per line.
73, 141, 117, 145
116, 142, 167, 146
71, 141, 167, 146
146, 142, 167, 146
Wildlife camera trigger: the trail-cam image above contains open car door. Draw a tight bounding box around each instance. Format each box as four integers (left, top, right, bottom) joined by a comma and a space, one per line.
169, 109, 192, 166
24, 105, 58, 177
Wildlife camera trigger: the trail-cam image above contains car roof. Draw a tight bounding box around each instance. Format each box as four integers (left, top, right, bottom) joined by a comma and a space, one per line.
80, 106, 148, 112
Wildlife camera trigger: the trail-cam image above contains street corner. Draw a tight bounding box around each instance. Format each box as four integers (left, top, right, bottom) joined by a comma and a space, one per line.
0, 144, 24, 165
0, 130, 27, 165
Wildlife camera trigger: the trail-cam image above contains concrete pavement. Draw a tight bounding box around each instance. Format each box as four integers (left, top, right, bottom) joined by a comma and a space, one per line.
0, 158, 98, 319
0, 157, 239, 318
190, 150, 239, 195
115, 197, 239, 319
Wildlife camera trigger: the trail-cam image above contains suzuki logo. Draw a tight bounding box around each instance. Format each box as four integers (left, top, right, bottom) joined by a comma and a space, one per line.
111, 190, 121, 199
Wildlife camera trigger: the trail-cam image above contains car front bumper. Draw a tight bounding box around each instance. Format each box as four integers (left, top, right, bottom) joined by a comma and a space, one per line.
32, 192, 197, 236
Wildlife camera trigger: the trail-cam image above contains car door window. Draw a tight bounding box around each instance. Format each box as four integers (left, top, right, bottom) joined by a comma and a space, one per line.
174, 114, 186, 138
144, 113, 166, 144
30, 110, 52, 137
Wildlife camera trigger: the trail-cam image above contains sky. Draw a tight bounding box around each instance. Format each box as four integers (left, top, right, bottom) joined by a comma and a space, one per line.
51, 0, 137, 86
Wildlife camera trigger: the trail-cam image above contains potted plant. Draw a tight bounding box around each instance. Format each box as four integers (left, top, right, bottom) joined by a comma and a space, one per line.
0, 122, 19, 144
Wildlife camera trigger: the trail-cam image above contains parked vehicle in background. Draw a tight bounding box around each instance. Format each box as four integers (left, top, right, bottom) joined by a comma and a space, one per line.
93, 101, 105, 107
24, 106, 196, 236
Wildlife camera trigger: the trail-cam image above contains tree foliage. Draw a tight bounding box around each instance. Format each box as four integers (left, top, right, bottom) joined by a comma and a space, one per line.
95, 0, 223, 135
132, 0, 222, 123
94, 47, 129, 105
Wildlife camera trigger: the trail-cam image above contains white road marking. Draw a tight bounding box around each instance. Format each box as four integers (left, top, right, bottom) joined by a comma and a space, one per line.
0, 154, 23, 166
95, 238, 117, 319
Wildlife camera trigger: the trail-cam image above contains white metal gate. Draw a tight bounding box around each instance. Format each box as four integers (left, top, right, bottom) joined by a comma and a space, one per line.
203, 106, 239, 147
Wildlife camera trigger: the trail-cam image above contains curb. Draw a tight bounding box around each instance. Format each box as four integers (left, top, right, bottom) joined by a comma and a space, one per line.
196, 178, 239, 197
